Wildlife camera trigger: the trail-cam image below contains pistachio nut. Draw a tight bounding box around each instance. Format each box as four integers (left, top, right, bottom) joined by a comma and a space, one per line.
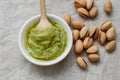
106, 27, 116, 41
86, 45, 98, 54
75, 40, 83, 54
100, 20, 112, 31
98, 32, 106, 45
71, 20, 85, 29
89, 7, 98, 18
80, 27, 89, 39
83, 37, 93, 49
73, 30, 80, 41
104, 0, 112, 14
86, 0, 94, 10
63, 13, 71, 25
105, 40, 116, 52
77, 8, 89, 18
76, 57, 87, 69
89, 26, 99, 40
88, 54, 100, 62
74, 0, 86, 8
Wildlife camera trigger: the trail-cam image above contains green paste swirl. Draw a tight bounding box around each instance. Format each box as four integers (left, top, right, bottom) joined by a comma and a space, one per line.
24, 20, 67, 61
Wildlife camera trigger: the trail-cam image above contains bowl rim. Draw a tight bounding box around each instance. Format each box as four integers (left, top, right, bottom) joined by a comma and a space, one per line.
18, 14, 73, 66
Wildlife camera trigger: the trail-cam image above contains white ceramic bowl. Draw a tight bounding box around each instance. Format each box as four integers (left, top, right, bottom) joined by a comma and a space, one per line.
18, 14, 73, 66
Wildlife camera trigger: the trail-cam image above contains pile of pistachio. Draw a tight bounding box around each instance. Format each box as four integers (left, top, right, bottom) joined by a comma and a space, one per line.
63, 0, 116, 70
74, 20, 116, 69
74, 0, 112, 19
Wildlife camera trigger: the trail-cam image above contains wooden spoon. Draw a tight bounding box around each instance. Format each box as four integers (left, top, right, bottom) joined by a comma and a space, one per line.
36, 0, 53, 29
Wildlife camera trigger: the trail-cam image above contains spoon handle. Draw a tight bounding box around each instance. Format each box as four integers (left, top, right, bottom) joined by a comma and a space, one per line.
40, 0, 47, 19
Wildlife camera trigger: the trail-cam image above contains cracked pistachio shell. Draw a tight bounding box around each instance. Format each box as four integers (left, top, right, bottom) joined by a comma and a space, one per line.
86, 0, 94, 10
63, 13, 71, 25
83, 37, 93, 49
86, 45, 98, 54
104, 0, 112, 14
73, 30, 80, 41
88, 54, 100, 62
89, 26, 99, 40
105, 40, 116, 52
77, 8, 89, 18
89, 7, 98, 18
106, 27, 116, 41
98, 32, 106, 45
75, 40, 83, 54
80, 27, 89, 39
76, 57, 87, 69
71, 20, 85, 29
74, 0, 86, 8
100, 20, 112, 31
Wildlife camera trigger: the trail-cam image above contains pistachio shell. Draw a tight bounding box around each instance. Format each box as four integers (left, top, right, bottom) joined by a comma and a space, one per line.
86, 0, 94, 10
86, 45, 98, 54
106, 27, 116, 41
71, 20, 85, 29
89, 7, 98, 18
77, 8, 89, 18
74, 0, 86, 8
105, 40, 116, 52
63, 13, 71, 25
100, 20, 112, 31
75, 40, 83, 54
76, 57, 87, 69
88, 54, 100, 62
98, 32, 106, 45
89, 26, 99, 40
73, 30, 80, 41
104, 0, 112, 14
83, 37, 93, 49
89, 26, 96, 36
80, 27, 89, 39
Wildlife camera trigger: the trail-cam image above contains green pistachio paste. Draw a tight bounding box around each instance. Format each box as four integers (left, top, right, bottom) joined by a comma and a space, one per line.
24, 20, 67, 61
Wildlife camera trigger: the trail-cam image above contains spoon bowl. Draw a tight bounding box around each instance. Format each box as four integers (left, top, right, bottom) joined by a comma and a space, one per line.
36, 0, 53, 29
